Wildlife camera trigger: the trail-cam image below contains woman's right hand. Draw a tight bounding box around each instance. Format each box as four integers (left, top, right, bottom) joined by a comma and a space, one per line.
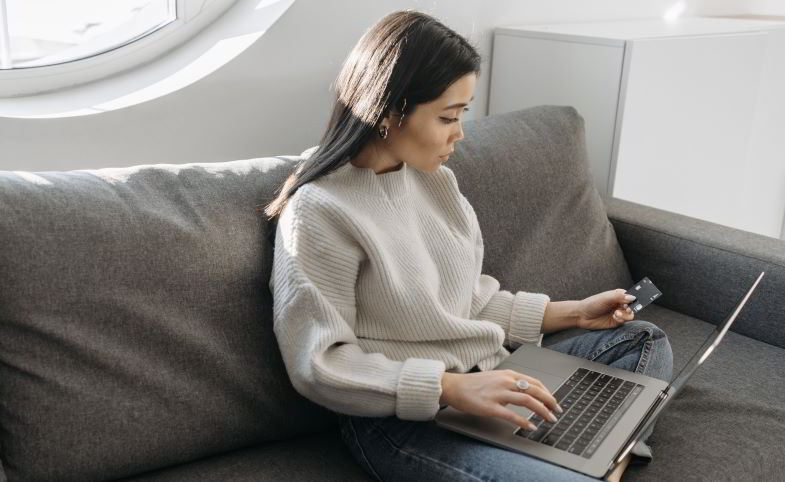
439, 369, 563, 430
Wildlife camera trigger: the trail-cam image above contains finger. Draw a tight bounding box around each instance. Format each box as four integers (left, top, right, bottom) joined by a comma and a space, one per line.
502, 390, 559, 423
492, 405, 537, 430
521, 375, 547, 393
620, 289, 637, 303
614, 309, 634, 322
514, 376, 559, 410
515, 382, 561, 414
505, 370, 548, 393
507, 372, 561, 412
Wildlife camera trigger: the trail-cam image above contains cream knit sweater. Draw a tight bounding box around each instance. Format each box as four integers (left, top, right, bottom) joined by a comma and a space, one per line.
269, 160, 550, 421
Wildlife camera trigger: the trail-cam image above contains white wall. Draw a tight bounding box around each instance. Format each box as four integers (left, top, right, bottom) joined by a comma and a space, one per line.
745, 1, 785, 16
0, 0, 755, 171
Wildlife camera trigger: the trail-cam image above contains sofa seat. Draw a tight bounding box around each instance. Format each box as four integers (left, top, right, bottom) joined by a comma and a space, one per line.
119, 430, 369, 482
121, 303, 785, 481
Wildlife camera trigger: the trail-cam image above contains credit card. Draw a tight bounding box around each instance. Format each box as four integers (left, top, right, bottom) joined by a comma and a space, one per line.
626, 277, 662, 313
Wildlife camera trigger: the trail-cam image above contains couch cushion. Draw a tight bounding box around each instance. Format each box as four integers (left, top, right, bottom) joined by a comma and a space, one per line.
0, 158, 336, 481
450, 105, 632, 301
543, 304, 785, 480
119, 429, 371, 482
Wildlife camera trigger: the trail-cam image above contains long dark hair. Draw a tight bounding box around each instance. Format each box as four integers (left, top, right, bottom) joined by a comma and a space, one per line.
262, 10, 481, 219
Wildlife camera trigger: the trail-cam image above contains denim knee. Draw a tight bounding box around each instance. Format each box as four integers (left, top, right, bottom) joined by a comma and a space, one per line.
619, 319, 665, 340
626, 320, 673, 382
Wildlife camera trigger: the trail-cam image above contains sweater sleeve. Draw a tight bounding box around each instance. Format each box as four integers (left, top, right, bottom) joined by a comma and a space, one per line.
269, 189, 446, 421
461, 196, 550, 349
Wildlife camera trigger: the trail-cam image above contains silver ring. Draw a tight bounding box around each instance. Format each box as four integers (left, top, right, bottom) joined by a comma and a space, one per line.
515, 379, 531, 392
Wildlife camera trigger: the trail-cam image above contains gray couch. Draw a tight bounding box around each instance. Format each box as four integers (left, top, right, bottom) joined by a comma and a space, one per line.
0, 106, 782, 481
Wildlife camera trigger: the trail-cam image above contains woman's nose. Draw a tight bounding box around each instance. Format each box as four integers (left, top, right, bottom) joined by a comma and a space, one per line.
454, 123, 465, 142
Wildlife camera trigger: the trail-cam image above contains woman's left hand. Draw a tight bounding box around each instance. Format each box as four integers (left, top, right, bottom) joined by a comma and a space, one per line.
576, 289, 637, 330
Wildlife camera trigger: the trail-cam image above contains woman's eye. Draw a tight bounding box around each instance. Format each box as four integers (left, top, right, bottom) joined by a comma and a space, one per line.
441, 107, 470, 124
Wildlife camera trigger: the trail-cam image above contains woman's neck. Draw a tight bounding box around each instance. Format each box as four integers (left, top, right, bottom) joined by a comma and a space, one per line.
350, 141, 404, 174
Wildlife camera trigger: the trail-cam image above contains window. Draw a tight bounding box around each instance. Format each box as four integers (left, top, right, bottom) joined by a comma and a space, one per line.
0, 0, 243, 98
0, 0, 176, 70
0, 0, 294, 117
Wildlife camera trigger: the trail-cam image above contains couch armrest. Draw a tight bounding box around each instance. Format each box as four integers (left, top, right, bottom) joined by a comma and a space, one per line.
606, 197, 785, 349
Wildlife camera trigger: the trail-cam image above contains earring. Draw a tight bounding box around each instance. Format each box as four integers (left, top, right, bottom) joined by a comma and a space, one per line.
397, 98, 407, 128
379, 125, 389, 139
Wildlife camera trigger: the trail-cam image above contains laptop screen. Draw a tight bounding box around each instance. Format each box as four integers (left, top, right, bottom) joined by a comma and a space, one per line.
664, 271, 765, 396
614, 271, 765, 466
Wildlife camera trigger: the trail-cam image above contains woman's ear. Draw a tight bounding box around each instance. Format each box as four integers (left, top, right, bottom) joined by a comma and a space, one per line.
387, 110, 406, 131
378, 113, 396, 134
385, 98, 407, 130
379, 114, 393, 130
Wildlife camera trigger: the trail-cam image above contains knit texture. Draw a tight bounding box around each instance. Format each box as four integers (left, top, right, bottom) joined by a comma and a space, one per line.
270, 161, 550, 421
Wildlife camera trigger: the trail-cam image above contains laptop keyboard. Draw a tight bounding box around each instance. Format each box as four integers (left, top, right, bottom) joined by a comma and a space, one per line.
514, 368, 643, 458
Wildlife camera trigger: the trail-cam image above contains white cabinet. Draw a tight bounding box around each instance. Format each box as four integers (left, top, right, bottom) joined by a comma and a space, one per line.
488, 17, 785, 240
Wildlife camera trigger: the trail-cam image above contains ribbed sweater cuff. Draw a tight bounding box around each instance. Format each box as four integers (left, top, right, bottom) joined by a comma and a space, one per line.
395, 358, 447, 421
477, 290, 514, 331
509, 292, 550, 348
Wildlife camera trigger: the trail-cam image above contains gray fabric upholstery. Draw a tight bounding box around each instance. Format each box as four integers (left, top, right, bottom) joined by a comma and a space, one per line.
0, 158, 328, 482
450, 105, 633, 302
1, 105, 783, 481
118, 430, 369, 482
607, 197, 785, 349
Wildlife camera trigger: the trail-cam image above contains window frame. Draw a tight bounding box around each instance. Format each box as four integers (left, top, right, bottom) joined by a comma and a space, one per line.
0, 0, 238, 97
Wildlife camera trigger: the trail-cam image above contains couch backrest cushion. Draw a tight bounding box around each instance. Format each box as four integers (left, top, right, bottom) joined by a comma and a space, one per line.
449, 105, 632, 301
0, 158, 333, 481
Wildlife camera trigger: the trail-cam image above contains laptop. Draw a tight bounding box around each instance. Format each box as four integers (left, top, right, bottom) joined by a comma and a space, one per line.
435, 271, 765, 479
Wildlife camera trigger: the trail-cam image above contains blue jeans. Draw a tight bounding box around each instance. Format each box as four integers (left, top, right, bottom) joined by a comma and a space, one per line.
338, 320, 674, 481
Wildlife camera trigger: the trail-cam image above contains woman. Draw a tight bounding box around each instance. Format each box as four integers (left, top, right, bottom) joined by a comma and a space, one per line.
266, 10, 673, 482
